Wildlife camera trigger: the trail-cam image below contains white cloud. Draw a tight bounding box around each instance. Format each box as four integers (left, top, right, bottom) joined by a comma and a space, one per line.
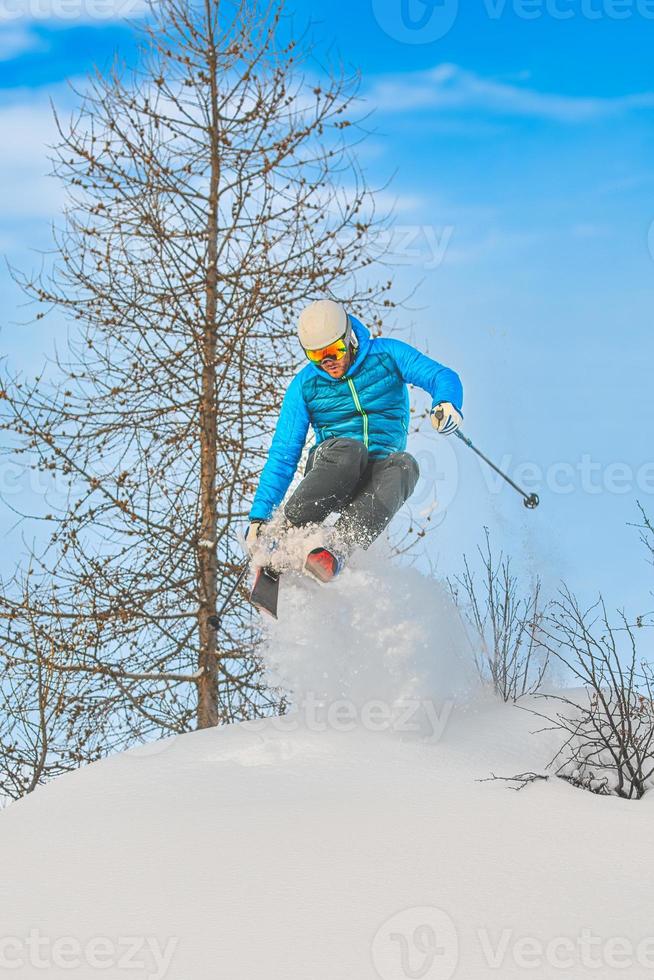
598, 173, 654, 194
442, 228, 546, 266
368, 63, 654, 123
0, 25, 46, 58
0, 87, 73, 221
369, 189, 427, 216
570, 223, 607, 239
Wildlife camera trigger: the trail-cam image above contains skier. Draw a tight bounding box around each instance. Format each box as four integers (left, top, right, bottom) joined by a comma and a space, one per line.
246, 299, 463, 591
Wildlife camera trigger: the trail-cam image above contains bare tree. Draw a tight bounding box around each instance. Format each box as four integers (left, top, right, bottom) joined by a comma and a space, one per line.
449, 530, 549, 701
0, 0, 394, 795
534, 589, 654, 800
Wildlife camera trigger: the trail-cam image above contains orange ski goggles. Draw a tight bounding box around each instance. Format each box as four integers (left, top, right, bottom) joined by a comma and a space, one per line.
304, 335, 349, 364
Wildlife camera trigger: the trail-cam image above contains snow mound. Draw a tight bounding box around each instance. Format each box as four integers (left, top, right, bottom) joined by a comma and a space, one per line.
2, 552, 653, 979
1, 697, 653, 979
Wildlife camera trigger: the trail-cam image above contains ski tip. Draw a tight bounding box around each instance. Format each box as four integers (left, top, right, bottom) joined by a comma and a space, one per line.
254, 604, 278, 621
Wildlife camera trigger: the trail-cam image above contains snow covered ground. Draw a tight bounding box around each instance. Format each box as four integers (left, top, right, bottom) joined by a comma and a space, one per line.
1, 550, 653, 980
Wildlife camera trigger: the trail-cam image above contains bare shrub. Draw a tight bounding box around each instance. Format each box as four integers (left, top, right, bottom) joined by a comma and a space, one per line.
635, 502, 654, 569
450, 531, 550, 701
536, 588, 654, 800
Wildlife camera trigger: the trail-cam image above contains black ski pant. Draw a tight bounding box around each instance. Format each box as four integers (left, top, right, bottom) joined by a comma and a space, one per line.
284, 437, 419, 549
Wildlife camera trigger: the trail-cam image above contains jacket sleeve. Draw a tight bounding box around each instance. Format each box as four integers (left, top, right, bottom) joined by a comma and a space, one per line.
380, 338, 463, 412
249, 375, 310, 521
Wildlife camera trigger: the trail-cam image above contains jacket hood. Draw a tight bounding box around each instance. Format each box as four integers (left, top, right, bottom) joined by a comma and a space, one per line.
306, 315, 372, 383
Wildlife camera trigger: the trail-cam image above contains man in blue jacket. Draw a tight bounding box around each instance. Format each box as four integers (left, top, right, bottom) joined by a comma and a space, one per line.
246, 299, 463, 578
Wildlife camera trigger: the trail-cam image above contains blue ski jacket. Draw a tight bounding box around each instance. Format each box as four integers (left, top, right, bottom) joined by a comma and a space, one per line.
249, 316, 463, 521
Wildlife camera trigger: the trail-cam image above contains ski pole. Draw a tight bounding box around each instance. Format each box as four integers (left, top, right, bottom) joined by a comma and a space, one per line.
208, 563, 250, 631
432, 406, 539, 509
455, 429, 540, 509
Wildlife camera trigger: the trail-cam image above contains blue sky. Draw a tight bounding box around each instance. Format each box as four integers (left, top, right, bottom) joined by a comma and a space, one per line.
1, 1, 653, 616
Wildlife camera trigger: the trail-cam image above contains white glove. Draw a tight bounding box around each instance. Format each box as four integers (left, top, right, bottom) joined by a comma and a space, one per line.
245, 521, 266, 555
430, 402, 462, 436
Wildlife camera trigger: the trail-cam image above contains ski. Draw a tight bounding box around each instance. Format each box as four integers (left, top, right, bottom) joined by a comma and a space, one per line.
304, 547, 342, 583
250, 565, 281, 619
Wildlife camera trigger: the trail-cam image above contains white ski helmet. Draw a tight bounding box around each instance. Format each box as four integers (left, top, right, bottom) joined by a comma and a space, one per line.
298, 299, 349, 350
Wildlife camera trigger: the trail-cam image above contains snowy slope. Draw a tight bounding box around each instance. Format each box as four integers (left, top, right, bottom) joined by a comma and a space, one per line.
1, 552, 653, 980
